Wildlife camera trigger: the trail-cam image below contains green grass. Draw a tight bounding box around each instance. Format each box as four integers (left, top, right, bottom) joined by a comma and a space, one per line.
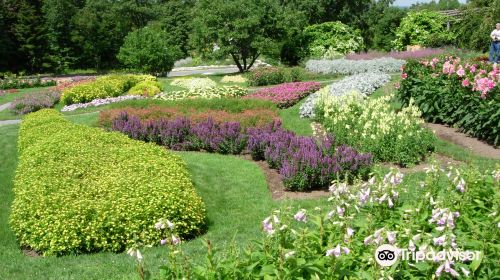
279, 100, 313, 136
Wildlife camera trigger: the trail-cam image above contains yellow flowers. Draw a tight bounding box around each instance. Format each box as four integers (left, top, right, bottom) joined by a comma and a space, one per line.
316, 91, 436, 166
10, 110, 206, 256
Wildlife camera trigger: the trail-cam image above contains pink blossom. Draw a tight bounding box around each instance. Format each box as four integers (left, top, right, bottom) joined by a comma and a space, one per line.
294, 209, 307, 222
461, 79, 470, 87
456, 67, 465, 77
401, 73, 408, 79
469, 65, 476, 73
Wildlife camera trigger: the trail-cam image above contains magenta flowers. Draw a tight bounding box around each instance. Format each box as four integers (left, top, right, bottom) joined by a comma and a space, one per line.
244, 82, 321, 108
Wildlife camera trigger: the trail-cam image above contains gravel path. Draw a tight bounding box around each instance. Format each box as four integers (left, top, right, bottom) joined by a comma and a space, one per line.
0, 102, 11, 112
0, 119, 21, 126
425, 123, 500, 159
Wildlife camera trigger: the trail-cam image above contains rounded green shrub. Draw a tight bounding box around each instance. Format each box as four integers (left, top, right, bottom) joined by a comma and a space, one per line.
303, 21, 364, 58
11, 109, 206, 256
392, 10, 455, 50
128, 80, 163, 97
61, 74, 156, 105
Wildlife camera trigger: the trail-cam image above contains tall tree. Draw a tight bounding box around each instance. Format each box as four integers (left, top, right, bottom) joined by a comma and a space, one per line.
42, 0, 80, 72
191, 0, 286, 72
11, 0, 48, 73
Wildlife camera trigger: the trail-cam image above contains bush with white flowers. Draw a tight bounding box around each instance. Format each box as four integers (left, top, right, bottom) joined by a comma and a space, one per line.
305, 58, 405, 75
170, 77, 217, 91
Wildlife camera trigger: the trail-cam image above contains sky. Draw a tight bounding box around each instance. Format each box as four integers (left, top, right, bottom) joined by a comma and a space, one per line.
393, 0, 467, 7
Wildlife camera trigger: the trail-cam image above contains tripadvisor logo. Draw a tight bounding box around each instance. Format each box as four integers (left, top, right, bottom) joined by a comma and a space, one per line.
374, 244, 481, 267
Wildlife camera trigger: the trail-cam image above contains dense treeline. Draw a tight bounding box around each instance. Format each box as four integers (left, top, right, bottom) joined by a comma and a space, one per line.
0, 0, 496, 74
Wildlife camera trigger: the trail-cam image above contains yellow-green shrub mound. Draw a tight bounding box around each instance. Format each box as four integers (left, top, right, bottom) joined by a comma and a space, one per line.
127, 80, 162, 96
10, 110, 206, 256
61, 74, 156, 105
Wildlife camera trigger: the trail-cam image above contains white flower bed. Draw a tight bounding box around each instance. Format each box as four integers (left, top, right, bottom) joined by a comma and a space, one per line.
170, 77, 217, 91
61, 95, 144, 112
299, 72, 390, 118
305, 58, 405, 75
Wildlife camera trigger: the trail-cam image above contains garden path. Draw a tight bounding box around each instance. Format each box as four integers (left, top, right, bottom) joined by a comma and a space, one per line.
0, 119, 20, 126
426, 123, 500, 159
0, 102, 11, 112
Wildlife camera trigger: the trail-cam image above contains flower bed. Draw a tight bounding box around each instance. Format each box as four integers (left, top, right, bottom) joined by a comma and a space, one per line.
345, 48, 446, 60
0, 76, 56, 90
300, 72, 391, 118
220, 75, 247, 83
243, 82, 321, 108
61, 95, 145, 112
398, 57, 500, 146
154, 86, 247, 100
9, 90, 60, 115
154, 166, 500, 279
305, 58, 405, 75
315, 91, 435, 166
170, 77, 217, 90
60, 74, 156, 105
100, 106, 279, 130
10, 110, 206, 256
110, 114, 372, 191
246, 67, 306, 86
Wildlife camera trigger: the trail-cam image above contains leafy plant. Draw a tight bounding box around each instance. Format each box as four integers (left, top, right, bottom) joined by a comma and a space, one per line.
154, 86, 247, 100
392, 10, 455, 50
128, 80, 162, 97
117, 25, 181, 75
314, 91, 436, 166
246, 67, 306, 86
243, 82, 321, 108
10, 110, 206, 256
9, 90, 60, 115
398, 57, 500, 146
303, 21, 364, 58
153, 165, 500, 278
60, 74, 156, 104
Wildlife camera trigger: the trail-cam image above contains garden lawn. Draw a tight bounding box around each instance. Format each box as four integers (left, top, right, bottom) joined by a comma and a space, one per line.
0, 118, 331, 279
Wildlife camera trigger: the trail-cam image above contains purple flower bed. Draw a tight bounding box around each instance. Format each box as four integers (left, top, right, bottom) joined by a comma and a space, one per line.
244, 82, 321, 108
9, 90, 60, 115
111, 112, 372, 191
247, 122, 372, 190
112, 112, 247, 155
345, 49, 446, 61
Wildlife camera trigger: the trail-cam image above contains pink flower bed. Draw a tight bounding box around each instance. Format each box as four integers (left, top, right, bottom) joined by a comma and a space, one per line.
244, 82, 321, 108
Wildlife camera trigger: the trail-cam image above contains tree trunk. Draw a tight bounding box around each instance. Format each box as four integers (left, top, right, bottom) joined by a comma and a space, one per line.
247, 52, 260, 70
230, 52, 244, 72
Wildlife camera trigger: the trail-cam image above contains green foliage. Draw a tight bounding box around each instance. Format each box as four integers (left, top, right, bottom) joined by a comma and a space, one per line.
315, 90, 436, 166
10, 109, 206, 256
393, 10, 455, 50
246, 67, 306, 86
61, 74, 156, 104
410, 0, 462, 10
117, 25, 181, 75
191, 0, 286, 72
127, 80, 162, 97
454, 3, 500, 52
304, 21, 364, 58
157, 167, 500, 279
398, 58, 500, 146
370, 7, 408, 51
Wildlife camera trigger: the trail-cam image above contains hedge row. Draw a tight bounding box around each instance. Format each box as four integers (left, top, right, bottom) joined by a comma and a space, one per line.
398, 58, 500, 146
60, 74, 157, 105
10, 110, 206, 255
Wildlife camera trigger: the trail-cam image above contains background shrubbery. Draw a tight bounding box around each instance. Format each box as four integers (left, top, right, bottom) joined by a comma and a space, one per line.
246, 67, 306, 86
10, 110, 206, 255
303, 21, 364, 58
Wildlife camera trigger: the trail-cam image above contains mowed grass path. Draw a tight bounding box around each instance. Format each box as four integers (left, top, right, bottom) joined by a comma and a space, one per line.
0, 120, 329, 279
